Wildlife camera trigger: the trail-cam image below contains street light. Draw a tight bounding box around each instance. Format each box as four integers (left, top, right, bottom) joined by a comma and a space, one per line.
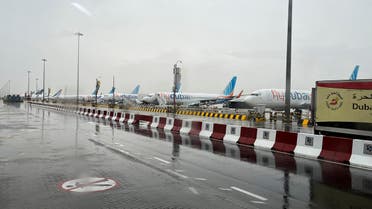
284, 0, 293, 124
75, 32, 83, 109
173, 60, 182, 115
35, 78, 39, 92
27, 70, 31, 98
42, 58, 47, 102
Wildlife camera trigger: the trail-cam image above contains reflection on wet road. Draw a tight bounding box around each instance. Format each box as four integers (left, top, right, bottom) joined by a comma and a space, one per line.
0, 102, 371, 209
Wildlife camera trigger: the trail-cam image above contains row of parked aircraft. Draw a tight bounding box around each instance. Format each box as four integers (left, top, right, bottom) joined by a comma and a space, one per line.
31, 65, 360, 111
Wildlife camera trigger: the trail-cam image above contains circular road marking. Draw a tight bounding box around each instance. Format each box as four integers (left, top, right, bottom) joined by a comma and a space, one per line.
59, 177, 118, 193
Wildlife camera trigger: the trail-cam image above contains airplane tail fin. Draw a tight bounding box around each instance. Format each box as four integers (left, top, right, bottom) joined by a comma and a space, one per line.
92, 89, 97, 95
223, 76, 237, 96
349, 65, 359, 80
52, 89, 62, 97
109, 87, 115, 94
131, 85, 140, 94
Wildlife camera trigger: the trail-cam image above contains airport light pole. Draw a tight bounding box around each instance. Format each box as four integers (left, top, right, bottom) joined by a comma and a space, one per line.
35, 78, 39, 92
173, 60, 182, 115
27, 70, 31, 97
42, 58, 47, 102
75, 32, 83, 109
284, 0, 293, 123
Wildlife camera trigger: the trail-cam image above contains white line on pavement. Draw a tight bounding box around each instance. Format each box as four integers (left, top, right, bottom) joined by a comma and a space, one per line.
189, 187, 199, 195
231, 186, 268, 201
218, 187, 232, 191
166, 169, 189, 179
153, 157, 171, 164
251, 201, 266, 204
194, 178, 207, 181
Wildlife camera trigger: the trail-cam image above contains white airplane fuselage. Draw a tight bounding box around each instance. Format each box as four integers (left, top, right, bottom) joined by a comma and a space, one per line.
230, 89, 311, 110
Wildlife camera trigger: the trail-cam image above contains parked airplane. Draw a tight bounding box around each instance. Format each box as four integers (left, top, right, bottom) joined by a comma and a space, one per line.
228, 66, 360, 110
101, 85, 141, 104
228, 89, 311, 110
141, 76, 238, 106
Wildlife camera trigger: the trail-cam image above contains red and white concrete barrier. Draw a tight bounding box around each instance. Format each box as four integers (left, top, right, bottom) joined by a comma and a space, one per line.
106, 111, 114, 120
223, 125, 241, 144
164, 118, 174, 131
254, 128, 277, 150
199, 122, 214, 138
350, 139, 372, 169
94, 110, 101, 118
171, 119, 182, 133
238, 127, 257, 145
179, 120, 192, 135
294, 133, 323, 158
113, 112, 122, 122
210, 123, 227, 140
127, 113, 136, 124
89, 109, 95, 117
151, 116, 160, 128
189, 121, 202, 136
318, 136, 353, 164
120, 113, 129, 123
272, 131, 298, 153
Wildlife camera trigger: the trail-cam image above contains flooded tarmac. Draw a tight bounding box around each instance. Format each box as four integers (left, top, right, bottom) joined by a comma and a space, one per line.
0, 102, 371, 209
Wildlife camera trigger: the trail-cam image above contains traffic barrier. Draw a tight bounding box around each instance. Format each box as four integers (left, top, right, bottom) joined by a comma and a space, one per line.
223, 125, 241, 144
114, 112, 122, 122
349, 139, 372, 169
120, 113, 129, 123
164, 118, 174, 131
294, 133, 323, 158
81, 108, 86, 115
238, 127, 257, 145
318, 136, 353, 164
210, 123, 227, 140
99, 110, 107, 119
254, 128, 277, 150
94, 109, 100, 118
171, 119, 182, 133
89, 109, 95, 117
127, 113, 135, 124
157, 117, 167, 129
106, 111, 114, 120
189, 121, 202, 136
150, 116, 160, 128
77, 108, 83, 114
180, 120, 192, 135
85, 109, 91, 116
137, 114, 153, 126
199, 122, 214, 138
272, 131, 298, 153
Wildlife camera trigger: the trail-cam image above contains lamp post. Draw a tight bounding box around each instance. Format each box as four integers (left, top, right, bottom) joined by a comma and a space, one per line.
284, 0, 293, 124
75, 32, 83, 109
42, 58, 47, 102
27, 70, 31, 97
35, 78, 39, 92
173, 60, 182, 115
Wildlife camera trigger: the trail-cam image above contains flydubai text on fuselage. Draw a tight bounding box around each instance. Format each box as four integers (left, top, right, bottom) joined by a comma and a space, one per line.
229, 89, 311, 110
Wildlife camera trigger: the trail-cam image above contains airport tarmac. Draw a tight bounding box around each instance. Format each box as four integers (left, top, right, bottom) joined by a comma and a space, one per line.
0, 102, 371, 209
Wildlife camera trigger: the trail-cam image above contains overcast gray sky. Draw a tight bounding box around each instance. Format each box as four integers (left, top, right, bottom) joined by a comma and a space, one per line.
1, 0, 371, 95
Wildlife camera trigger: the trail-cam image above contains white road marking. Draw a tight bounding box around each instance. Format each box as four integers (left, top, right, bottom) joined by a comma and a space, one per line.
119, 144, 124, 147
153, 157, 171, 164
218, 187, 232, 191
166, 169, 189, 179
189, 187, 199, 195
231, 186, 268, 201
118, 149, 130, 155
194, 178, 207, 181
251, 201, 266, 204
175, 169, 184, 172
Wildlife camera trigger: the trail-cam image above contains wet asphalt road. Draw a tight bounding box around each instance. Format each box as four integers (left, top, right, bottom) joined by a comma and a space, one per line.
0, 102, 372, 209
